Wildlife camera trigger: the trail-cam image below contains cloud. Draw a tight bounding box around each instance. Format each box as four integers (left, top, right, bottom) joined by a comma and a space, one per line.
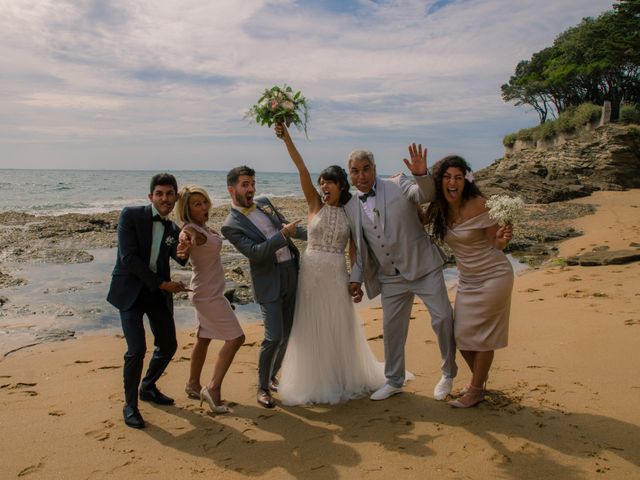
0, 0, 614, 172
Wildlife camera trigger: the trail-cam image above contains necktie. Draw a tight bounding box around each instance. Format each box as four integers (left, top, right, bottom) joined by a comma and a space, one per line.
359, 190, 376, 202
242, 204, 257, 215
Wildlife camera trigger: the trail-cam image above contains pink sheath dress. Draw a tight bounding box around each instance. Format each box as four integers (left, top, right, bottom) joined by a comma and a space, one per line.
444, 211, 514, 351
187, 223, 243, 340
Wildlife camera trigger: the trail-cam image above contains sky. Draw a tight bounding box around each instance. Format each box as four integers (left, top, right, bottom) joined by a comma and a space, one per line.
0, 0, 615, 174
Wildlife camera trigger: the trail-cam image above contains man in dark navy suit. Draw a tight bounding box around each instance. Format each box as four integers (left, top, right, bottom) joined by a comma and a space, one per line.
107, 173, 190, 429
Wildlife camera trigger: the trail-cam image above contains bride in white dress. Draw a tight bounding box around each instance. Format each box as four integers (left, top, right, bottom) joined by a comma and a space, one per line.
274, 123, 386, 405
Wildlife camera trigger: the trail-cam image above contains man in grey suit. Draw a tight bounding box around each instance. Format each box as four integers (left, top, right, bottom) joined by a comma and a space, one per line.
221, 166, 307, 409
345, 144, 457, 401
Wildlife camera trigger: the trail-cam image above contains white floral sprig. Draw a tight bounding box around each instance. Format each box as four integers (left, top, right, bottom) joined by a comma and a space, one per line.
165, 236, 177, 247
245, 85, 309, 138
259, 204, 274, 217
465, 170, 475, 183
486, 194, 524, 225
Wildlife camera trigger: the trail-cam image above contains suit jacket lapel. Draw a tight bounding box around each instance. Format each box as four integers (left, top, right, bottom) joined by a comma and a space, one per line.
346, 196, 365, 253
143, 204, 154, 264
375, 177, 386, 231
255, 199, 282, 230
230, 208, 266, 240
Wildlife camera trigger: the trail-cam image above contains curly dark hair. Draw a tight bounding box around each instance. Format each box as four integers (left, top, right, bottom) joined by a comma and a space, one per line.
425, 155, 483, 242
318, 165, 352, 206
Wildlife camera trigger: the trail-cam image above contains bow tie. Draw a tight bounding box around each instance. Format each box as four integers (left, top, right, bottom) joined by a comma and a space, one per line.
242, 204, 257, 215
152, 214, 170, 226
359, 190, 376, 202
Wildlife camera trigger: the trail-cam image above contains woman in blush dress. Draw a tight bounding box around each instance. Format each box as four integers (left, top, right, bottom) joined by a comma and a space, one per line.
176, 186, 245, 413
424, 155, 514, 408
273, 123, 386, 405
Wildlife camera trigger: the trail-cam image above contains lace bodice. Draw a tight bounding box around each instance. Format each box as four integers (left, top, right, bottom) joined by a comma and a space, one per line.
306, 205, 350, 254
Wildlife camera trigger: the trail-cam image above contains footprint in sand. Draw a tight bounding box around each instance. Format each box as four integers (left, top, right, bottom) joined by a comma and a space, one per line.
97, 365, 120, 370
624, 319, 640, 326
17, 461, 45, 477
8, 382, 38, 396
85, 420, 114, 442
388, 415, 412, 426
48, 410, 65, 416
490, 453, 512, 465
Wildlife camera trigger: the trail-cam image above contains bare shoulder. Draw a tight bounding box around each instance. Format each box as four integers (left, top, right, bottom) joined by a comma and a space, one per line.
466, 195, 488, 216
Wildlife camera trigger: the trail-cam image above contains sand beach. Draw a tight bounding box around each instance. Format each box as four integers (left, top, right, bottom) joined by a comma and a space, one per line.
1, 190, 639, 479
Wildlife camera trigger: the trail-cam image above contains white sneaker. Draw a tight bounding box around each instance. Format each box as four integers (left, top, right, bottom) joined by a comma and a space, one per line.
370, 383, 403, 401
433, 376, 453, 401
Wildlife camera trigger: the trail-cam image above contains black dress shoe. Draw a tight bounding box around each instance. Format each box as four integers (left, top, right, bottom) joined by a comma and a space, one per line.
257, 389, 275, 409
139, 386, 175, 405
123, 405, 145, 429
269, 379, 279, 393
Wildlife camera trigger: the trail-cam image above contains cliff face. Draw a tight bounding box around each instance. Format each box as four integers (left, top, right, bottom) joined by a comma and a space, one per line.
475, 124, 640, 203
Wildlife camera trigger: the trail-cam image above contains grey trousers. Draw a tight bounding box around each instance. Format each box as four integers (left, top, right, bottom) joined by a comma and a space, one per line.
379, 267, 457, 388
257, 260, 298, 392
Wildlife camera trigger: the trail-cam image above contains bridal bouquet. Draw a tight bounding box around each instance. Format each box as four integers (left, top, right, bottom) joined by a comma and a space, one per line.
486, 194, 524, 225
246, 85, 309, 137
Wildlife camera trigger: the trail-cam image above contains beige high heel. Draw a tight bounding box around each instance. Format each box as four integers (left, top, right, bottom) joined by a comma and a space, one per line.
448, 385, 485, 408
185, 384, 201, 399
200, 387, 230, 414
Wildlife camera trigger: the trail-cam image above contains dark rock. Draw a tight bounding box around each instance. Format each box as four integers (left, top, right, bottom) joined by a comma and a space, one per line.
569, 249, 640, 266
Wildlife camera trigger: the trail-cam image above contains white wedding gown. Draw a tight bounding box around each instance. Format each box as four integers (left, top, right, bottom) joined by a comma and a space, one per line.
279, 205, 386, 405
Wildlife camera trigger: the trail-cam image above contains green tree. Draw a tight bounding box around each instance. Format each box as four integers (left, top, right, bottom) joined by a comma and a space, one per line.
502, 0, 640, 121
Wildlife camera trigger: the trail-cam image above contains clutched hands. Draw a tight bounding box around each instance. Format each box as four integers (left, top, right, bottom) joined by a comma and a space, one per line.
160, 280, 191, 293
349, 282, 363, 303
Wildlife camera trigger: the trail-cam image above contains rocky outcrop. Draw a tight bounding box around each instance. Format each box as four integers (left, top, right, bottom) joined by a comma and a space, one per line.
475, 123, 640, 203
566, 247, 640, 266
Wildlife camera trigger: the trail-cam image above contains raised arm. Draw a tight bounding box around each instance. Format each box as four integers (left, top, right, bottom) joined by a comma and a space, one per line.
275, 123, 323, 216
399, 143, 435, 203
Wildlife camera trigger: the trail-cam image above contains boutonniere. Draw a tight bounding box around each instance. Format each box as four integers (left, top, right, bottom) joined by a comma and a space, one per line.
373, 208, 380, 217
260, 205, 274, 216
165, 236, 177, 247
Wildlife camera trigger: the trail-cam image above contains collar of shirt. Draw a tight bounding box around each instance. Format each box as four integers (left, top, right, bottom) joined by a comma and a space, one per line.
356, 183, 377, 198
150, 204, 168, 221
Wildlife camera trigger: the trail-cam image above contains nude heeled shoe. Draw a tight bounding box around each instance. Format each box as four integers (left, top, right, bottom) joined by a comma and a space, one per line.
185, 384, 201, 400
448, 385, 485, 408
200, 387, 230, 414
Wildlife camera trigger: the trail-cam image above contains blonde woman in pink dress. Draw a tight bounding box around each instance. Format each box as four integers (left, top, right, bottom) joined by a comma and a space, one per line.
176, 186, 245, 413
425, 155, 514, 408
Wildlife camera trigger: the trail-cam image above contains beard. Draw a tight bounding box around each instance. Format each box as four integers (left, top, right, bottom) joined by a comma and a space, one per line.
234, 192, 253, 208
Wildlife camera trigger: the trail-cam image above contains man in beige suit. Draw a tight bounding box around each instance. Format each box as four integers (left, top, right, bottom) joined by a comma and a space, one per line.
344, 144, 457, 401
